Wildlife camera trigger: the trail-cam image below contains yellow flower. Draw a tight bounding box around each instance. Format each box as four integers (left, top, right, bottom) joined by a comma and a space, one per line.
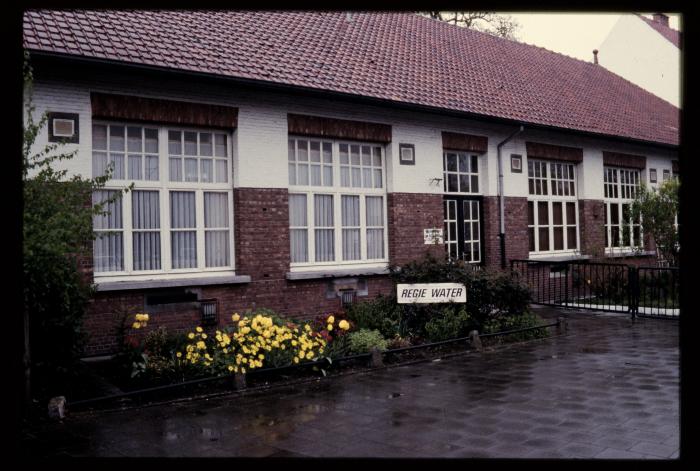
241, 367, 246, 374
196, 341, 206, 350
228, 365, 234, 372
293, 357, 299, 364
132, 322, 141, 329
232, 313, 240, 322
338, 320, 350, 330
306, 351, 314, 360
258, 354, 265, 360
201, 333, 207, 339
196, 327, 203, 333
327, 315, 335, 324
327, 324, 333, 331
176, 352, 182, 358
241, 327, 251, 335
188, 332, 195, 339
304, 324, 311, 332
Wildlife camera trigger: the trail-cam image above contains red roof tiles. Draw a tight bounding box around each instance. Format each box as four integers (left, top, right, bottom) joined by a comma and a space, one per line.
23, 10, 679, 146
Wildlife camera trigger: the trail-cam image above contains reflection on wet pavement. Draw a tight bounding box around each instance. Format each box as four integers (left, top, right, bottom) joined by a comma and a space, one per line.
23, 307, 679, 459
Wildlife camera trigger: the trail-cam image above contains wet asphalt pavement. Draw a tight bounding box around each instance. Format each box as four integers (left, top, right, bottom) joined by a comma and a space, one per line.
23, 306, 679, 459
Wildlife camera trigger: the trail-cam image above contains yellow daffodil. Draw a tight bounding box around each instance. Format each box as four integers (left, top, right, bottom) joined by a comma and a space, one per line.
232, 313, 240, 322
293, 357, 299, 364
196, 326, 203, 333
338, 320, 350, 330
132, 322, 141, 329
327, 324, 333, 331
327, 315, 335, 324
176, 352, 182, 358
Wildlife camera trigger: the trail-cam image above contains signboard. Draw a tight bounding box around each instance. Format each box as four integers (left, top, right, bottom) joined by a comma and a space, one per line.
397, 283, 467, 304
423, 228, 444, 244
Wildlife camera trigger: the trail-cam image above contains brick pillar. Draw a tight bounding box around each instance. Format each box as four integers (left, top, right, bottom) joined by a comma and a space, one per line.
482, 196, 529, 271
387, 192, 444, 267
579, 199, 605, 259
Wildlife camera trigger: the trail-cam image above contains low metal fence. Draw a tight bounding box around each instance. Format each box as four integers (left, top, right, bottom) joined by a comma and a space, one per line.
511, 259, 679, 319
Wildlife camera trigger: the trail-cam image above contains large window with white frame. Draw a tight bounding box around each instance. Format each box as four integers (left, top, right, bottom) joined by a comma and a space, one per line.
288, 137, 387, 269
603, 167, 642, 252
92, 123, 234, 280
527, 159, 579, 254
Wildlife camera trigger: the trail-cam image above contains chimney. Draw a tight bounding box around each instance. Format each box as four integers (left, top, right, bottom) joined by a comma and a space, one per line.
653, 13, 669, 26
592, 49, 599, 65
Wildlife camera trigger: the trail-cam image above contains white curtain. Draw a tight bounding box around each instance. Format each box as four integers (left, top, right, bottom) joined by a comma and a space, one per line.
289, 194, 308, 263
93, 190, 123, 272
215, 159, 228, 183
342, 195, 360, 260
314, 195, 334, 262
132, 191, 161, 271
204, 192, 230, 267
170, 191, 197, 269
366, 196, 384, 259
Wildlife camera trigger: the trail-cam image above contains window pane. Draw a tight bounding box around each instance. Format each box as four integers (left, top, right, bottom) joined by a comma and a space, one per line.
170, 191, 197, 269
471, 175, 478, 193
289, 194, 307, 226
168, 131, 182, 154
290, 229, 308, 263
537, 201, 549, 225
324, 166, 333, 186
200, 133, 213, 156
342, 195, 361, 260
459, 174, 470, 193
144, 129, 158, 153
314, 195, 334, 227
341, 195, 360, 226
93, 190, 123, 272
109, 126, 124, 151
323, 143, 332, 163
145, 155, 159, 181
339, 144, 349, 164
310, 165, 322, 186
169, 157, 182, 181
184, 132, 197, 155
361, 146, 372, 166
610, 204, 619, 224
372, 148, 381, 166
315, 229, 335, 262
171, 231, 197, 269
340, 167, 350, 187
93, 125, 107, 150
201, 159, 213, 183
367, 229, 384, 259
538, 228, 549, 251
128, 154, 142, 180
528, 201, 534, 226
132, 190, 161, 271
127, 126, 142, 152
310, 141, 321, 162
566, 202, 576, 225
215, 134, 227, 157
471, 156, 478, 173
446, 154, 457, 171
374, 169, 382, 188
288, 139, 296, 161
366, 196, 383, 226
215, 160, 228, 183
298, 164, 309, 185
352, 168, 361, 187
170, 191, 196, 228
204, 192, 229, 228
552, 202, 563, 225
342, 229, 361, 260
205, 230, 230, 267
184, 158, 198, 182
289, 163, 297, 185
110, 153, 124, 179
567, 227, 577, 250
350, 145, 360, 165
458, 154, 468, 172
529, 227, 535, 252
93, 190, 123, 230
362, 168, 372, 188
93, 151, 108, 177
448, 174, 458, 192
298, 140, 308, 161
554, 227, 564, 250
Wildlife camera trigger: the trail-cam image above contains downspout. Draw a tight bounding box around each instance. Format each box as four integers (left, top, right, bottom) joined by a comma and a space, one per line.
497, 125, 525, 269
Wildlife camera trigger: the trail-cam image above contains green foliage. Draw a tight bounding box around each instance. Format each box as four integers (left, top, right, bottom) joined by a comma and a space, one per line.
22, 51, 131, 399
345, 294, 403, 338
424, 306, 474, 342
346, 329, 389, 354
626, 179, 680, 266
482, 311, 549, 342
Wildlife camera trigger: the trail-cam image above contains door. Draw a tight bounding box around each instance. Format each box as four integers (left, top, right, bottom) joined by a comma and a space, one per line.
443, 196, 482, 264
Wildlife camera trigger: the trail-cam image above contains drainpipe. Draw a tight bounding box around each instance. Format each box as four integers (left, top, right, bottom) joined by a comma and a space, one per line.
497, 125, 525, 269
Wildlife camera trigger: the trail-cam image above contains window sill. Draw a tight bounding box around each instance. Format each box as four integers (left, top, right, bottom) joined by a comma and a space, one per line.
286, 266, 390, 280
527, 253, 591, 262
95, 274, 251, 292
605, 250, 656, 259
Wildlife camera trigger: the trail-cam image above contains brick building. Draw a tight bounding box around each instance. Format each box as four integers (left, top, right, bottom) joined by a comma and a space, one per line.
22, 11, 679, 355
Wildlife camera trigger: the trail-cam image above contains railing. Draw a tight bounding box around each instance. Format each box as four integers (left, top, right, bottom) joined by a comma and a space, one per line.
511, 259, 679, 319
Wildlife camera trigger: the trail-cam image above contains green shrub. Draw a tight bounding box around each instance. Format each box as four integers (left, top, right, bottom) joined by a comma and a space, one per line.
323, 334, 351, 359
482, 311, 549, 342
346, 329, 389, 354
424, 306, 475, 342
345, 295, 402, 338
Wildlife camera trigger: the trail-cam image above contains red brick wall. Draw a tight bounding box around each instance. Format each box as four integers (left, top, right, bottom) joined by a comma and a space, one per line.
579, 199, 605, 258
482, 196, 529, 271
387, 192, 444, 266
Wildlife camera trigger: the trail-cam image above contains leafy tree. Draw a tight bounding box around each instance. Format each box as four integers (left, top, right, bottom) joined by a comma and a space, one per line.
422, 11, 522, 40
22, 52, 130, 404
626, 179, 680, 266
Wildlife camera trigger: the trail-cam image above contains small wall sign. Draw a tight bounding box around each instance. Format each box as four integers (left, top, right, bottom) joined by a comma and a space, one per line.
423, 228, 444, 244
397, 283, 467, 304
511, 154, 522, 173
399, 143, 415, 165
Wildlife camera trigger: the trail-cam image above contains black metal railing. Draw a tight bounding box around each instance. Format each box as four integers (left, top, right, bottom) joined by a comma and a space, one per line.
511, 259, 679, 319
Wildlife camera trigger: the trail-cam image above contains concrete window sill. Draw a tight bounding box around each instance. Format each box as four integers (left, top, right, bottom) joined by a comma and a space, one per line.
95, 275, 252, 292
527, 254, 591, 262
604, 250, 656, 259
286, 266, 390, 280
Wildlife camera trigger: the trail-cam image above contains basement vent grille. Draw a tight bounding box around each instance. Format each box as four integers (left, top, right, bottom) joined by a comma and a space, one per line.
340, 290, 356, 308
200, 299, 219, 326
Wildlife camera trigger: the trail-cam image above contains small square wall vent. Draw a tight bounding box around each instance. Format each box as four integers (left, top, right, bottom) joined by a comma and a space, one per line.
48, 112, 79, 143
200, 299, 219, 326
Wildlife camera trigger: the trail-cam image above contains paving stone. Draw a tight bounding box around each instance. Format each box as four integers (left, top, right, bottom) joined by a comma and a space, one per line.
628, 441, 678, 458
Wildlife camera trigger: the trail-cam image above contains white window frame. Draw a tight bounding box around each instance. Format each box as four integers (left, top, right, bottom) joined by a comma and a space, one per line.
604, 166, 642, 254
288, 137, 388, 272
443, 151, 481, 195
92, 121, 235, 282
527, 159, 580, 256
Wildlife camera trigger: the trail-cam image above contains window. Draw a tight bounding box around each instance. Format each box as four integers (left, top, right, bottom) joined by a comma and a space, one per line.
604, 167, 642, 251
443, 151, 479, 193
92, 123, 234, 278
527, 160, 579, 254
288, 137, 387, 268
662, 169, 670, 182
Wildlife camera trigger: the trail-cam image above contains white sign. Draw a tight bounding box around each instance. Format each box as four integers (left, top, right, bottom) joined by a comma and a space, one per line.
397, 283, 467, 304
423, 228, 444, 244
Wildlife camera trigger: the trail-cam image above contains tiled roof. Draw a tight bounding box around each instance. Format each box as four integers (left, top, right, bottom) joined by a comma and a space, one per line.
23, 10, 679, 147
637, 14, 681, 48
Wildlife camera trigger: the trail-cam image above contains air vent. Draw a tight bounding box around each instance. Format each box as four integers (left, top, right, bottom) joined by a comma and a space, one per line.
200, 299, 219, 326
340, 290, 356, 308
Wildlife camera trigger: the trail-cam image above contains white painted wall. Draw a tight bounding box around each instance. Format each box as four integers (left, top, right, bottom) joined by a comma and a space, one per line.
598, 14, 681, 107
25, 65, 677, 202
